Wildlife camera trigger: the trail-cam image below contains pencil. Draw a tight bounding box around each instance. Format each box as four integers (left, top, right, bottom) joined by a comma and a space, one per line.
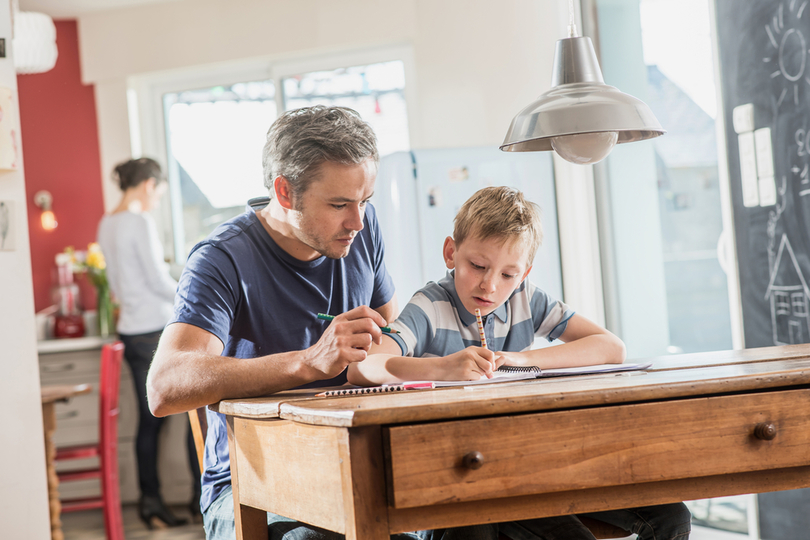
316, 313, 400, 334
474, 308, 488, 349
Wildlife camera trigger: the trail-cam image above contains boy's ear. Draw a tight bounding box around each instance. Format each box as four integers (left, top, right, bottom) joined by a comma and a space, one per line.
442, 236, 456, 269
521, 266, 532, 283
274, 176, 294, 210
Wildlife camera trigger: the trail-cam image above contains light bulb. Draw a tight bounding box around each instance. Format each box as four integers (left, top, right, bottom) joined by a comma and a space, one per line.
550, 131, 619, 165
41, 209, 57, 230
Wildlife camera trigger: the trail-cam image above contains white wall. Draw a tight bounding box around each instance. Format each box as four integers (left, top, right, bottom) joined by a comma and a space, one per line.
77, 0, 567, 210
0, 1, 52, 537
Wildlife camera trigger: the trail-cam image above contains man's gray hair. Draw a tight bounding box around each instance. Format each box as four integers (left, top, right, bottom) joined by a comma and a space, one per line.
262, 106, 379, 200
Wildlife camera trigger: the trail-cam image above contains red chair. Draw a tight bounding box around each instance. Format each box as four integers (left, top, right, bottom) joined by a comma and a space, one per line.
55, 341, 125, 540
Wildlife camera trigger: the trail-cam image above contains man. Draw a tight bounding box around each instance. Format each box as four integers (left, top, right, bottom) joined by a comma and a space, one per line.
146, 106, 415, 539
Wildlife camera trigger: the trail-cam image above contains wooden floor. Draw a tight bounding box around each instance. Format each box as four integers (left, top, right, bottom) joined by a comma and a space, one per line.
61, 504, 205, 540
59, 505, 742, 540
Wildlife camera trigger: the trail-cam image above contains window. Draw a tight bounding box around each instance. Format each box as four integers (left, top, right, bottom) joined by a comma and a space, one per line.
142, 53, 411, 263
791, 292, 806, 316
281, 61, 410, 157
585, 0, 746, 535
163, 81, 278, 260
775, 291, 791, 315
587, 0, 733, 358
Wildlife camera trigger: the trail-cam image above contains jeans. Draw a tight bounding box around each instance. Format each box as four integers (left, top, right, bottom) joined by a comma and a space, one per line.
120, 330, 201, 501
205, 484, 689, 540
204, 485, 429, 540
501, 503, 692, 540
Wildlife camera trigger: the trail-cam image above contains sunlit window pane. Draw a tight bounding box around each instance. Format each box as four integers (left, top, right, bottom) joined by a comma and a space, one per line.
163, 81, 277, 260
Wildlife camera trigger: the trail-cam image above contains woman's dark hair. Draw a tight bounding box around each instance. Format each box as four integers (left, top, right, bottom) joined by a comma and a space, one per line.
112, 157, 164, 191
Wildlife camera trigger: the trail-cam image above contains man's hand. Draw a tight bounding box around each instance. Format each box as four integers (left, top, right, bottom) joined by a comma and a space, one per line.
303, 306, 388, 379
437, 346, 500, 380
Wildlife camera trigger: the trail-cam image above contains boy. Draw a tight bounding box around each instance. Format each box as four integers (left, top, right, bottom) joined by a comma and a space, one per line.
347, 186, 691, 540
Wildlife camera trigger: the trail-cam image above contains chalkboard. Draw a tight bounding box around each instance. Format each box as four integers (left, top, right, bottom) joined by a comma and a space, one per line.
716, 0, 810, 349
715, 2, 810, 535
758, 489, 810, 540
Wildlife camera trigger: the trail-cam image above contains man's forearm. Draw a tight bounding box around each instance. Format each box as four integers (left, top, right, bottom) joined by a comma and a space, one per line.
147, 349, 316, 417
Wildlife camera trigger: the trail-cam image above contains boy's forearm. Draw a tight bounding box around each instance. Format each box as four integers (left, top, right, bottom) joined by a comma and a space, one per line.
348, 354, 444, 385
517, 334, 626, 369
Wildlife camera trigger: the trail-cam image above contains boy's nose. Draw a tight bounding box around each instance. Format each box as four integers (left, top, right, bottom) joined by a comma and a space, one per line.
479, 273, 497, 292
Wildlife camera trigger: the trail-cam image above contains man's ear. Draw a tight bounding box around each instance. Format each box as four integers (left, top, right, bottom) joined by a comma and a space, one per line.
274, 176, 294, 210
442, 236, 456, 269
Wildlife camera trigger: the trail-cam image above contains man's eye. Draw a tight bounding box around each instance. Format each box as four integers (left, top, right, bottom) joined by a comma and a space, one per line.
332, 204, 347, 209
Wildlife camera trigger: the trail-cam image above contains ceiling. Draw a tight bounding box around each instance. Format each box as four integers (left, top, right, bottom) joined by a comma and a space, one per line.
18, 0, 180, 18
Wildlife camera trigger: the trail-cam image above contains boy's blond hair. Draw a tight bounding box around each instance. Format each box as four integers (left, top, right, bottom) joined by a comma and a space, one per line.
453, 186, 543, 265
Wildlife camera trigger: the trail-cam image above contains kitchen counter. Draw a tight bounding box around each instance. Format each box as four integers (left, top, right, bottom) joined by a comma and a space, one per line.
37, 336, 115, 355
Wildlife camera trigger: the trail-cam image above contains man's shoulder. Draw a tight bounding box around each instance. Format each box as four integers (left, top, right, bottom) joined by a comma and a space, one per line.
190, 209, 260, 255
208, 210, 259, 244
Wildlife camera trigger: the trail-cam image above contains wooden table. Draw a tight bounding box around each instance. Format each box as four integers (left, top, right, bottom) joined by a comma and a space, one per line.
41, 383, 92, 540
214, 345, 810, 540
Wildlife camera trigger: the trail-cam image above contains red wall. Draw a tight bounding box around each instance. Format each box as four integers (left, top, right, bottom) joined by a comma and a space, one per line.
19, 20, 105, 313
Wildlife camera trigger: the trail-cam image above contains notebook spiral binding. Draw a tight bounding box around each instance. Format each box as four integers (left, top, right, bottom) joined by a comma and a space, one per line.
497, 365, 542, 373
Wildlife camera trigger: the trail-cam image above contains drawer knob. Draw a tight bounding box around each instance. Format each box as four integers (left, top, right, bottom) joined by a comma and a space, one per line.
754, 422, 777, 441
462, 451, 485, 470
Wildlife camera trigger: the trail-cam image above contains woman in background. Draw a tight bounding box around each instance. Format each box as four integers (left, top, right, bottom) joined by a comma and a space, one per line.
97, 157, 201, 528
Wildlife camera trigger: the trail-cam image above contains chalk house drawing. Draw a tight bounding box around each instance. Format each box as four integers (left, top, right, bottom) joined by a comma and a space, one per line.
765, 234, 810, 345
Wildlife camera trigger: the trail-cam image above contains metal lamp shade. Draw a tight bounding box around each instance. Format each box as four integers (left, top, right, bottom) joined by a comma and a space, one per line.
500, 36, 665, 153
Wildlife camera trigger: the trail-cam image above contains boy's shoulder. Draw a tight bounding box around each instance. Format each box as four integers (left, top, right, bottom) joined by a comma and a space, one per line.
417, 274, 456, 302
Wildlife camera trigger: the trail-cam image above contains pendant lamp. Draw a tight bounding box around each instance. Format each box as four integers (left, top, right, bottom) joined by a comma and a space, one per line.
13, 11, 58, 75
500, 7, 664, 164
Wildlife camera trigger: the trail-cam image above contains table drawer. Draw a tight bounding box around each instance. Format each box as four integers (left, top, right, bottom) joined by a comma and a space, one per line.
385, 388, 810, 508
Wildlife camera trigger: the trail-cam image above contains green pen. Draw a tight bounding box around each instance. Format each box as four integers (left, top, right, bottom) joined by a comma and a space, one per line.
316, 313, 400, 334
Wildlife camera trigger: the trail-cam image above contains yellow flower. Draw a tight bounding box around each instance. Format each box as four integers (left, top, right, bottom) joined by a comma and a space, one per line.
86, 242, 106, 271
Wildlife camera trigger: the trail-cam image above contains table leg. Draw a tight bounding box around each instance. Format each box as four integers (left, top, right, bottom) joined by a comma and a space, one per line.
227, 416, 268, 540
340, 426, 391, 540
42, 402, 64, 540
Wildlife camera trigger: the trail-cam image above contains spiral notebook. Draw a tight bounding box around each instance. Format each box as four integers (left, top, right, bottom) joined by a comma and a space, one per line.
316, 363, 653, 396
427, 362, 653, 387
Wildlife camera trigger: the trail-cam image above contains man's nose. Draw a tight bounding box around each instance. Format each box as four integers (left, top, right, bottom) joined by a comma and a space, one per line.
345, 204, 365, 231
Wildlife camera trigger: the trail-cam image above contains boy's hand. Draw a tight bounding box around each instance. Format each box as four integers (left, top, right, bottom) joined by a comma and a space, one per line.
493, 351, 525, 367
304, 306, 387, 379
440, 347, 498, 380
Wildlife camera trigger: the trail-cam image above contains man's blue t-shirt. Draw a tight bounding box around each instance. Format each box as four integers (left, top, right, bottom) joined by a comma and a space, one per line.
170, 199, 395, 512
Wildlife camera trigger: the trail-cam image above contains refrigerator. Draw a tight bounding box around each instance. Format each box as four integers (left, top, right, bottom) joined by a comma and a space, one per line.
372, 146, 562, 315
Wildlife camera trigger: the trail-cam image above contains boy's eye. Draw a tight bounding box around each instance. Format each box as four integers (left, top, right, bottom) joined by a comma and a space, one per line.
502, 273, 517, 279
471, 262, 485, 270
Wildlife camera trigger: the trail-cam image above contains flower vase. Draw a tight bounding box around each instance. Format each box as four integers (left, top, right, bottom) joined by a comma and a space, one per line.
97, 285, 115, 337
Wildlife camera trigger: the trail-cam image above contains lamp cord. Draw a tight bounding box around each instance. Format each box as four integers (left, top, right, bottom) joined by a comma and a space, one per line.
568, 0, 579, 37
